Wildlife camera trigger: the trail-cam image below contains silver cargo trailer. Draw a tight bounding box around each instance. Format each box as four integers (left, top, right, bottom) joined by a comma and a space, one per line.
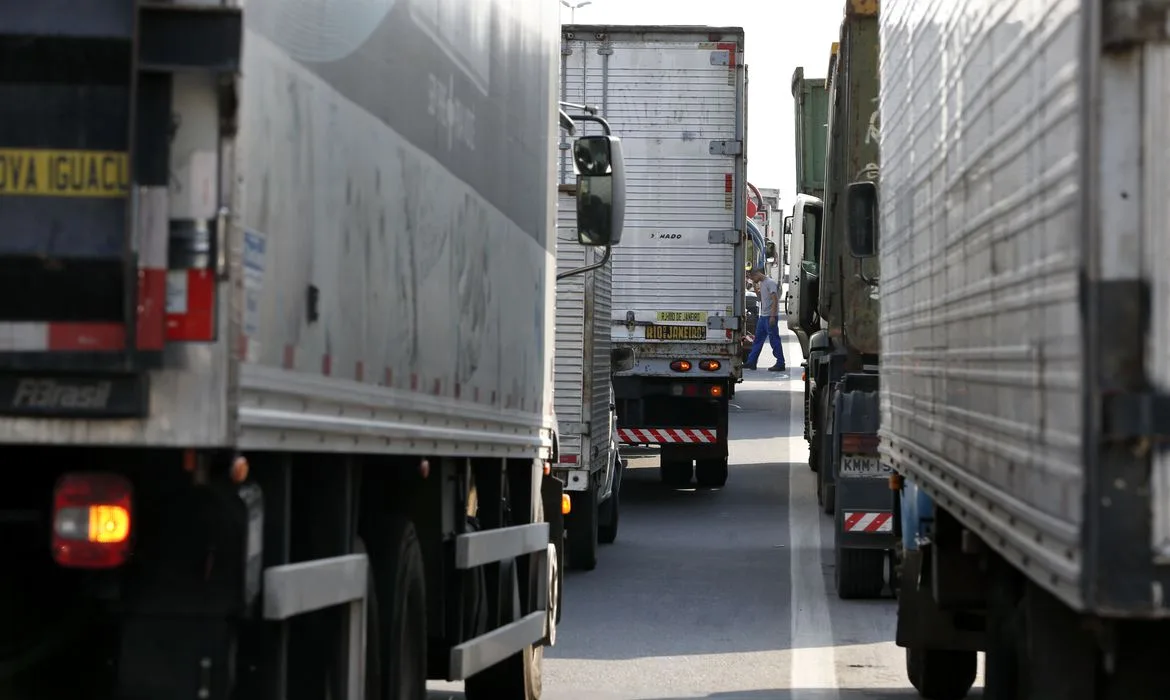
0, 1, 627, 698
552, 186, 625, 571
871, 0, 1170, 696
560, 24, 748, 489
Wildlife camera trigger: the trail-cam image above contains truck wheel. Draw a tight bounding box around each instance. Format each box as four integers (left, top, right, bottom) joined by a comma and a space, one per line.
464, 582, 544, 700
598, 459, 623, 545
819, 390, 835, 515
566, 481, 599, 571
906, 647, 977, 700
695, 458, 729, 487
364, 515, 427, 700
660, 459, 693, 486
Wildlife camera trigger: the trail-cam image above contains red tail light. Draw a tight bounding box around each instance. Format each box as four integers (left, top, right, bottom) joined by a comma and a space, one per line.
52, 472, 134, 569
841, 433, 880, 455
670, 360, 692, 372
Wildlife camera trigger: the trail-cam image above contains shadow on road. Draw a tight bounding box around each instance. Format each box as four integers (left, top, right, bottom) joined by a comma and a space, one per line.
429, 688, 983, 700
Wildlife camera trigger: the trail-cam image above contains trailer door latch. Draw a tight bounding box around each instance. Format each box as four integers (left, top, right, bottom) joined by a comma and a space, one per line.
1102, 391, 1170, 441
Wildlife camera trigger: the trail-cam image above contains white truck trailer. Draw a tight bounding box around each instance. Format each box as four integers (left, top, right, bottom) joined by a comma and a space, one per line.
867, 0, 1170, 697
560, 24, 748, 489
552, 185, 626, 571
0, 1, 626, 699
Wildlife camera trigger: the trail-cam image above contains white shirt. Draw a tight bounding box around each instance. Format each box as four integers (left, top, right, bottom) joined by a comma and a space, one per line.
758, 277, 780, 316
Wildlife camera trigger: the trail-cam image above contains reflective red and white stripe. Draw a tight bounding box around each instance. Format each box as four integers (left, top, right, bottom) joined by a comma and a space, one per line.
0, 187, 171, 353
617, 428, 717, 444
843, 511, 894, 533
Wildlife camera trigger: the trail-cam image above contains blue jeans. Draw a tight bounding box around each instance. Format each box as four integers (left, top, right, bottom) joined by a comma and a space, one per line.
747, 315, 785, 368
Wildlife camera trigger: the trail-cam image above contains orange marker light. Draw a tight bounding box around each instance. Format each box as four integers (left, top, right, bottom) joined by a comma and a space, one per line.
89, 505, 131, 543
710, 385, 724, 397
230, 456, 250, 483
699, 360, 721, 371
561, 493, 572, 515
670, 360, 692, 372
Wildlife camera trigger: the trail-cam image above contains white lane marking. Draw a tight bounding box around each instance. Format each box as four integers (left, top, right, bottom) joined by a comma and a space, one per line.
786, 336, 840, 697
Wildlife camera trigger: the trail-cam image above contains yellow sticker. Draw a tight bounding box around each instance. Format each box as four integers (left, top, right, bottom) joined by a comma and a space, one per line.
646, 324, 707, 341
0, 148, 129, 198
655, 311, 707, 323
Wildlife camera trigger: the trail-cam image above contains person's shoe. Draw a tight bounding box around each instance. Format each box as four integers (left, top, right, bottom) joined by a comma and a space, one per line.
743, 364, 758, 370
768, 365, 786, 372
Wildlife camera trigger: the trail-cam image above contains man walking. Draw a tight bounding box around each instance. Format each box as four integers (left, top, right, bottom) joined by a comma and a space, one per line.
744, 269, 785, 372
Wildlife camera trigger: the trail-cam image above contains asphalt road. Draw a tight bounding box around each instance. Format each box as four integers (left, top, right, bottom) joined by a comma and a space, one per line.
431, 333, 985, 700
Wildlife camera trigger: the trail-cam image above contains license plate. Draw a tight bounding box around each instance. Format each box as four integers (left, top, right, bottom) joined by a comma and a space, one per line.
840, 455, 890, 478
645, 324, 707, 341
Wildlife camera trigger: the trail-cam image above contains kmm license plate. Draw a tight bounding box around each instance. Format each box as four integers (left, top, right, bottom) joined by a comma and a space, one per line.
840, 456, 890, 478
645, 324, 707, 341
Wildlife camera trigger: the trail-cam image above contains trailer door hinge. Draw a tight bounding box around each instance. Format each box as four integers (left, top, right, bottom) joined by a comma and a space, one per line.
707, 316, 739, 331
562, 422, 590, 435
597, 43, 613, 55
709, 140, 743, 156
1102, 392, 1170, 441
1103, 0, 1170, 48
708, 229, 740, 245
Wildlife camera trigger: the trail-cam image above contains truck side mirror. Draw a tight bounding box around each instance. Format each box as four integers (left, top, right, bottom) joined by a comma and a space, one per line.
845, 181, 878, 257
765, 240, 778, 264
574, 135, 626, 247
611, 347, 635, 372
798, 270, 820, 330
783, 215, 792, 237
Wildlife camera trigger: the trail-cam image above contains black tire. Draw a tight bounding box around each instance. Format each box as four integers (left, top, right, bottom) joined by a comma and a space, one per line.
819, 389, 835, 515
660, 459, 693, 486
464, 591, 544, 700
363, 515, 427, 700
835, 545, 886, 600
695, 458, 729, 488
598, 459, 622, 545
906, 647, 978, 700
566, 480, 598, 572
354, 538, 384, 700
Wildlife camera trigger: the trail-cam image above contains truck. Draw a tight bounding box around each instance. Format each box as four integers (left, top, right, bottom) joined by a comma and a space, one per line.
799, 0, 897, 600
870, 0, 1170, 698
0, 2, 626, 699
560, 24, 748, 489
786, 64, 830, 361
552, 181, 627, 572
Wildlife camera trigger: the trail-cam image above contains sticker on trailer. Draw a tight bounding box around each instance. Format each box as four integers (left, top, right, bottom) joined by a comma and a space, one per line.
243, 229, 266, 338
843, 512, 893, 533
618, 428, 717, 444
0, 148, 128, 197
166, 271, 189, 315
655, 311, 708, 323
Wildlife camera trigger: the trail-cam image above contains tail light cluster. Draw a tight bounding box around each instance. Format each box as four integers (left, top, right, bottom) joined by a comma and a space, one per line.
52, 472, 134, 569
670, 359, 722, 372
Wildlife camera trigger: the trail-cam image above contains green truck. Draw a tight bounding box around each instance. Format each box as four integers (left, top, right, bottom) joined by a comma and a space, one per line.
799, 0, 897, 600
785, 66, 828, 361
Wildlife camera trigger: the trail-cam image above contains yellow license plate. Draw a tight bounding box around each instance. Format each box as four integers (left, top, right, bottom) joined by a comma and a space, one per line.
645, 324, 707, 341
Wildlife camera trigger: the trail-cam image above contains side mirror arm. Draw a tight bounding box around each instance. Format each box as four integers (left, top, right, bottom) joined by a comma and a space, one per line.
557, 245, 612, 280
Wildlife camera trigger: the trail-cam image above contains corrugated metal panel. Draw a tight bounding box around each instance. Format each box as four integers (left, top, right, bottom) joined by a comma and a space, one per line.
554, 187, 614, 470
555, 192, 587, 460
879, 0, 1084, 602
588, 222, 613, 471
561, 30, 742, 346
